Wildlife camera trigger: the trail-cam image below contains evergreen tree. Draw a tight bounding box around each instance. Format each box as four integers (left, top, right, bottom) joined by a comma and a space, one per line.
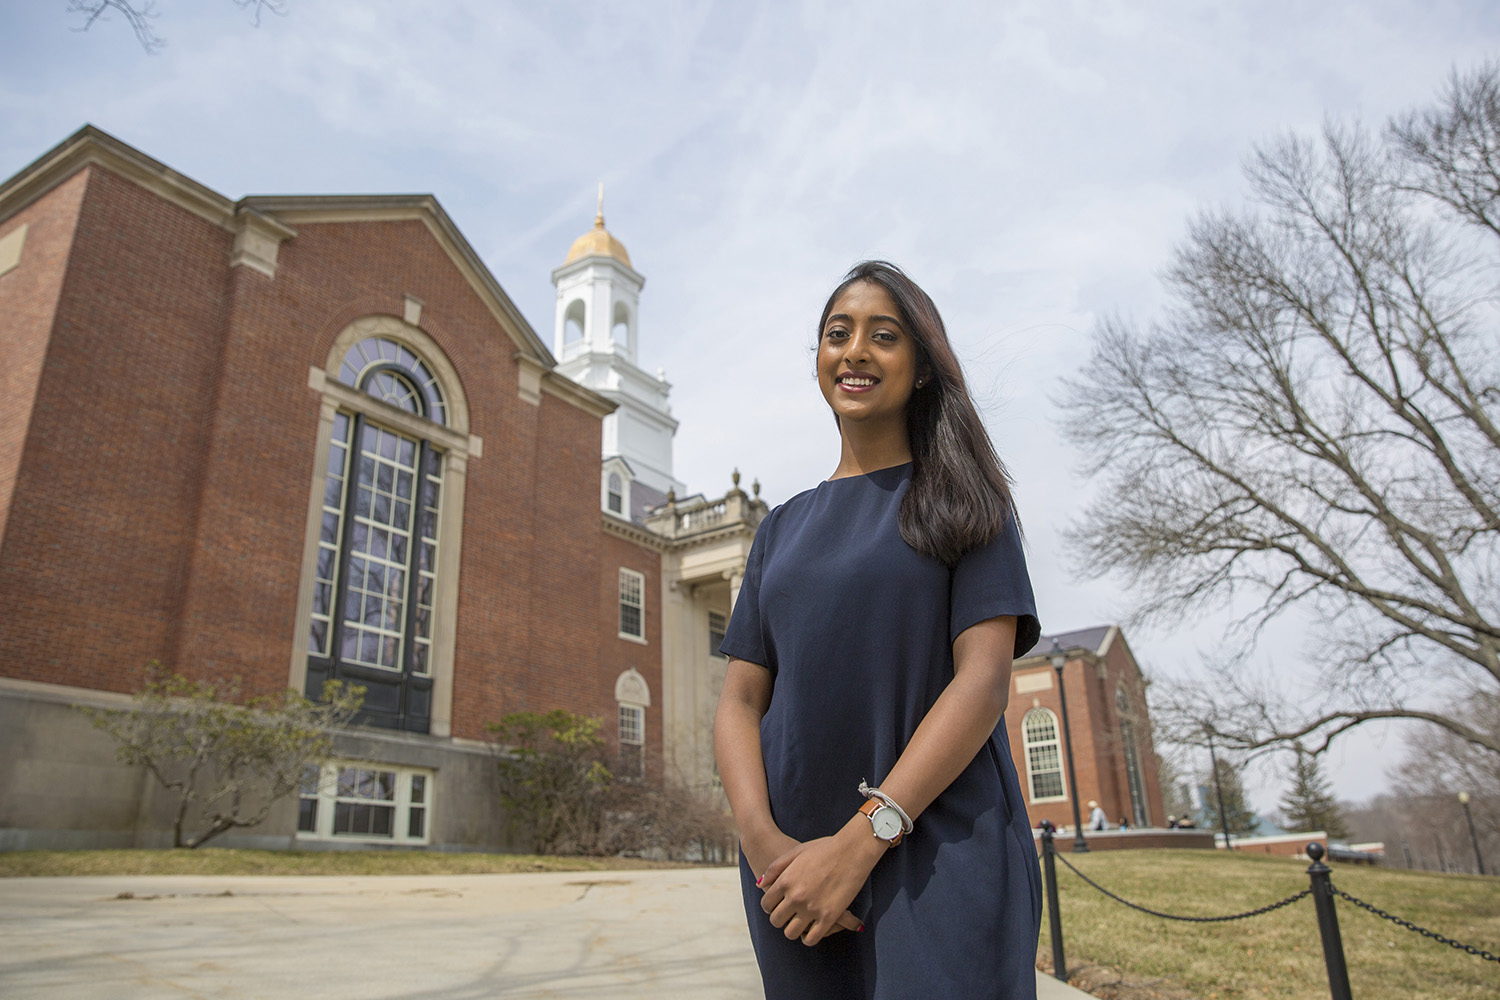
1200, 758, 1260, 835
1279, 749, 1349, 839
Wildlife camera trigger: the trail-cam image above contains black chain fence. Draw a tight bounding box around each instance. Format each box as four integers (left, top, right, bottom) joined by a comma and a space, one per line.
1038, 826, 1499, 1000
1331, 884, 1500, 965
1054, 851, 1311, 923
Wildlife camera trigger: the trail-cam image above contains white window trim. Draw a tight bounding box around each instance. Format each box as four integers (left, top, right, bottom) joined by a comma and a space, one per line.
297, 760, 434, 845
618, 567, 646, 642
618, 703, 645, 746
601, 460, 632, 519
1022, 707, 1069, 804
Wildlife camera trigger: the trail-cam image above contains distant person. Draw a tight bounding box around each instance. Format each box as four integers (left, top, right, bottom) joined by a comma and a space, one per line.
715, 261, 1043, 999
1178, 815, 1196, 829
1167, 815, 1179, 829
1118, 817, 1130, 831
1088, 800, 1108, 830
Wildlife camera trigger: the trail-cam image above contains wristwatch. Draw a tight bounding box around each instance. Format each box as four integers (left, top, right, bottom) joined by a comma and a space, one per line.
859, 798, 905, 846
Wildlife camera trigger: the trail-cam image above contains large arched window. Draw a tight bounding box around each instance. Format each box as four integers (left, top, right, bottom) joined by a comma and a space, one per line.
338, 336, 447, 425
1022, 707, 1067, 803
297, 317, 474, 737
1117, 688, 1149, 827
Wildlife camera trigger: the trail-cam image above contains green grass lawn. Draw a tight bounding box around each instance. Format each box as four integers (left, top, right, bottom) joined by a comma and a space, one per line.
1037, 849, 1500, 999
0, 848, 710, 878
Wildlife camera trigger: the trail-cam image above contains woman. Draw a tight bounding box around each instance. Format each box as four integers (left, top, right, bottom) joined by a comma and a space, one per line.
714, 261, 1043, 999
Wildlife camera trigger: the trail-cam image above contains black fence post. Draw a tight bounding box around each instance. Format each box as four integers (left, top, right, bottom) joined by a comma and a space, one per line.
1040, 819, 1067, 981
1305, 842, 1353, 1000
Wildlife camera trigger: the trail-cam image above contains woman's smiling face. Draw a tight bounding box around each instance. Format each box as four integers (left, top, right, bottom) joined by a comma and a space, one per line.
817, 280, 921, 429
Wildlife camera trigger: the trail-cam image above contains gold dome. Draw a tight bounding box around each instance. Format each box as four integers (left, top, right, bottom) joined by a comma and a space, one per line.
564, 185, 632, 267
564, 212, 632, 267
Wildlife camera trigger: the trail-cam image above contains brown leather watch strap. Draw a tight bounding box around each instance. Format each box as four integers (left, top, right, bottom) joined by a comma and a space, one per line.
858, 798, 903, 846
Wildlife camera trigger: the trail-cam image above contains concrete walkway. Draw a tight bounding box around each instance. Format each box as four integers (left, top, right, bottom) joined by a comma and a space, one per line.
0, 868, 1090, 999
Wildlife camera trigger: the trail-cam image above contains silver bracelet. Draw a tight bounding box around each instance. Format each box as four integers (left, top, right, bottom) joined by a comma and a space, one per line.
858, 780, 913, 835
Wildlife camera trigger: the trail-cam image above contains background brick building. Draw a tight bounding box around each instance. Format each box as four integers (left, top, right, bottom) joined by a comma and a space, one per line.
1010, 625, 1166, 832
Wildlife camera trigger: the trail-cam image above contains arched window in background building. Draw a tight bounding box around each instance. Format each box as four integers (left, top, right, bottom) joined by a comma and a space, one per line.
1117, 687, 1149, 827
606, 472, 623, 514
1022, 707, 1067, 803
302, 324, 470, 736
615, 669, 651, 780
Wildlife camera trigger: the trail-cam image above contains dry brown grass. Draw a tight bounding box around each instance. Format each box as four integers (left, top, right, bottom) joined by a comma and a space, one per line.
0, 848, 713, 878
1037, 849, 1500, 999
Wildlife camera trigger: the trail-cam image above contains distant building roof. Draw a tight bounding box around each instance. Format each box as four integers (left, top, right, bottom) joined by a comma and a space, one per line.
1018, 625, 1113, 660
629, 481, 668, 524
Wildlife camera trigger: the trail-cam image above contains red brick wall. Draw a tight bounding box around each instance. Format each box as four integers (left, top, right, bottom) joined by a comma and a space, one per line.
0, 171, 88, 548
1038, 829, 1218, 853
600, 531, 662, 774
1228, 834, 1326, 858
0, 167, 230, 690
1007, 658, 1093, 831
1103, 637, 1166, 826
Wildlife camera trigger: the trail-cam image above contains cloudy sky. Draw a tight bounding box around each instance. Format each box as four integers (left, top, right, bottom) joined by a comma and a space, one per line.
5, 0, 1499, 814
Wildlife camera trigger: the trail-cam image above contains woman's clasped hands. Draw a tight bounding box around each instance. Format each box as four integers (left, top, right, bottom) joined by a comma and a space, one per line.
751, 817, 887, 947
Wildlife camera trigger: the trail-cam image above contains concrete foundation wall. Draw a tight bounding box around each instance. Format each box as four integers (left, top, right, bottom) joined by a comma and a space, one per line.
0, 682, 518, 853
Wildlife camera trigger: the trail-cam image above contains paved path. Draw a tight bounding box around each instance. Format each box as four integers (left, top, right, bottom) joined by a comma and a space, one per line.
0, 868, 1089, 999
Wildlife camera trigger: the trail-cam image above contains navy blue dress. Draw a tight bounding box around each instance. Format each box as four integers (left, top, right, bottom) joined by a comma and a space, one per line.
720, 463, 1043, 1000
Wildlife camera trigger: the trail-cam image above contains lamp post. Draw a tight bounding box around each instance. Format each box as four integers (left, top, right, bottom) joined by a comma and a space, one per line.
1206, 727, 1232, 852
1050, 639, 1089, 853
1458, 792, 1486, 875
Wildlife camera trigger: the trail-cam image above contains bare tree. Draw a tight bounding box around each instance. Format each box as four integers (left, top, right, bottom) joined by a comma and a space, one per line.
87, 664, 364, 848
1346, 693, 1498, 872
68, 0, 285, 53
1062, 64, 1500, 761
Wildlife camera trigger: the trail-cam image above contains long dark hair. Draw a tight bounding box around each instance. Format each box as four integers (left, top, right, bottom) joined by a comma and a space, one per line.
818, 261, 1017, 566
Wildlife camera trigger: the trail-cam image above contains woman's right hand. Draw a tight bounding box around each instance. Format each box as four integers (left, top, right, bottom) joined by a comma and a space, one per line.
742, 827, 800, 880
742, 828, 863, 940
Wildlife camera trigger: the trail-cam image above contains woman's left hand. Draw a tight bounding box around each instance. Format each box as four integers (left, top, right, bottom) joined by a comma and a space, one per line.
758, 816, 887, 946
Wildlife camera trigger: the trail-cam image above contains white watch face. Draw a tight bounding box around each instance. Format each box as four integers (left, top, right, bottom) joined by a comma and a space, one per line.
870, 806, 903, 840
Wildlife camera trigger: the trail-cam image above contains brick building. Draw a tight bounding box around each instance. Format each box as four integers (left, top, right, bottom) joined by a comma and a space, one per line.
0, 126, 755, 851
0, 127, 1159, 852
1010, 625, 1166, 832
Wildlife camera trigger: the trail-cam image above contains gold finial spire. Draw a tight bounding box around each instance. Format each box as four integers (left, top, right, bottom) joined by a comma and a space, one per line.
563, 184, 632, 266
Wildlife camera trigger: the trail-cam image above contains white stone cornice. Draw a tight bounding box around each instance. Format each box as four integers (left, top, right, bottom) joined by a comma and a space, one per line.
0, 124, 235, 231
230, 207, 297, 278
604, 513, 668, 551
542, 369, 616, 418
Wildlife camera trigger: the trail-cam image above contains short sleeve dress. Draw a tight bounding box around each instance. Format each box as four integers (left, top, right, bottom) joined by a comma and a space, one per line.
720, 462, 1043, 1000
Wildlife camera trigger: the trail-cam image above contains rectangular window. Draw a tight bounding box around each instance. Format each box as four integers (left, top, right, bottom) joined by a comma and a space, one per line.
708, 610, 727, 658
309, 413, 353, 656
1023, 709, 1067, 802
410, 448, 443, 677
297, 764, 320, 833
618, 568, 645, 640
340, 424, 422, 672
295, 760, 433, 844
618, 703, 644, 779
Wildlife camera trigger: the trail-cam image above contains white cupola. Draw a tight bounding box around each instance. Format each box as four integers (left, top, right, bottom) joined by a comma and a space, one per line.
552, 187, 682, 497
